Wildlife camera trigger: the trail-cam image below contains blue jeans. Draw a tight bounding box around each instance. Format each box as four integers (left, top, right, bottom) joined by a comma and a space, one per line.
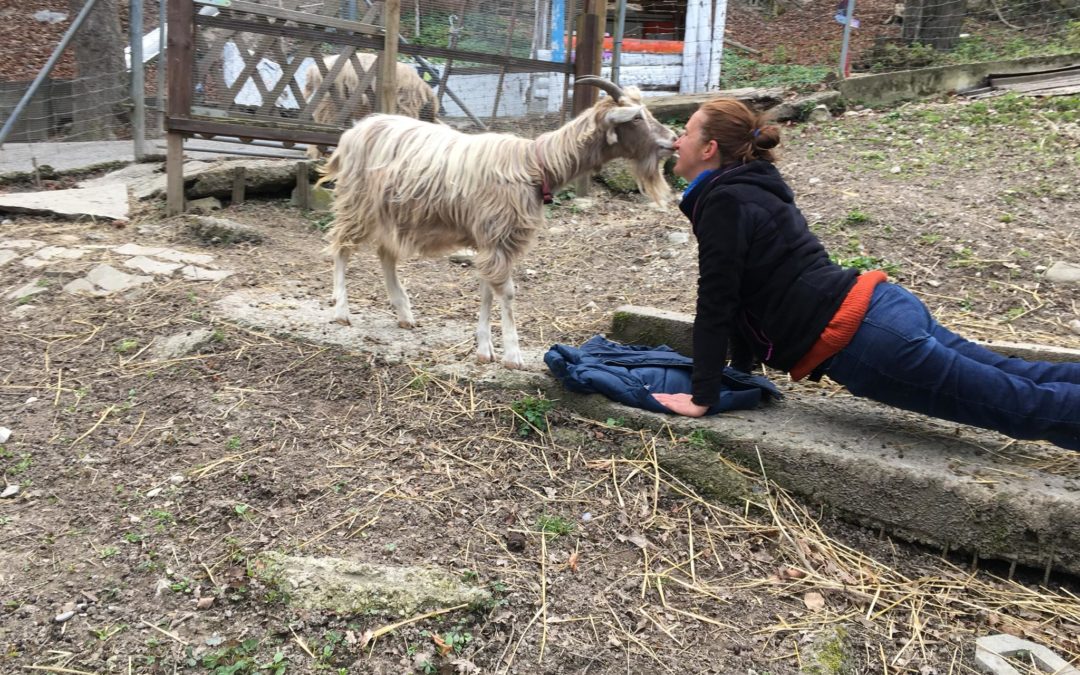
822, 283, 1080, 450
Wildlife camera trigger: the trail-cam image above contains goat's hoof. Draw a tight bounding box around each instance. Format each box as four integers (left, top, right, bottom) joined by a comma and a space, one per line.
398, 319, 416, 329
502, 357, 525, 370
476, 352, 495, 364
331, 316, 351, 326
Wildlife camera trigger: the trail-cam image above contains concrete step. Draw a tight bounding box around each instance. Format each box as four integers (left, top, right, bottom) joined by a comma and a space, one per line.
605, 304, 1080, 576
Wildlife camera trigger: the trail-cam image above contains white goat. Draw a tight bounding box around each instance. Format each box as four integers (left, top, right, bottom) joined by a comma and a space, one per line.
303, 53, 438, 159
318, 77, 676, 368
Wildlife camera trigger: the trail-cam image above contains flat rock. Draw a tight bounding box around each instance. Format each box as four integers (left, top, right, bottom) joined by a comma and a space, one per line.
64, 264, 152, 297
0, 184, 129, 221
122, 256, 182, 276
1045, 260, 1080, 284
180, 265, 233, 282
0, 239, 46, 249
0, 250, 17, 266
7, 279, 50, 301
186, 215, 264, 245
151, 328, 217, 360
254, 552, 490, 616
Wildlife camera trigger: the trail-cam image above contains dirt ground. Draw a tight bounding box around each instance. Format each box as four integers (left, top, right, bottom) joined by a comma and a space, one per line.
1, 92, 1079, 674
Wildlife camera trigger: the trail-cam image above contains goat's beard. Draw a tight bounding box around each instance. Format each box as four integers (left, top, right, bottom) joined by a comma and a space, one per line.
630, 153, 674, 206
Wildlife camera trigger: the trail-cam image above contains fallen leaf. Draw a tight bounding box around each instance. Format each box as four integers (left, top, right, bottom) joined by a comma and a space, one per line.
803, 591, 826, 611
196, 596, 215, 610
568, 551, 579, 572
781, 566, 807, 580
432, 633, 452, 657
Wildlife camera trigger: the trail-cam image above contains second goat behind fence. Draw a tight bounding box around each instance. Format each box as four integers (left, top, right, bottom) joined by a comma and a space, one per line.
317, 77, 677, 368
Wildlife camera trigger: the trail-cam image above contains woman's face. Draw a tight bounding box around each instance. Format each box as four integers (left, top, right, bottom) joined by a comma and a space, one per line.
673, 110, 719, 180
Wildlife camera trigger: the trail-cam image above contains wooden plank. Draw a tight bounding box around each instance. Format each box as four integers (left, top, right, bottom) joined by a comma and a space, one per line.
380, 0, 400, 114
166, 132, 185, 215
196, 13, 573, 74
167, 116, 343, 146
195, 0, 382, 35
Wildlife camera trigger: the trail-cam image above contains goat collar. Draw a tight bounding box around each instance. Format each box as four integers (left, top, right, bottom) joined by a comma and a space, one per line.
535, 138, 553, 205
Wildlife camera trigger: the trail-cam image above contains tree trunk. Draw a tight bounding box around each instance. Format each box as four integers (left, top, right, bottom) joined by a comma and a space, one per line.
903, 0, 966, 50
67, 0, 128, 140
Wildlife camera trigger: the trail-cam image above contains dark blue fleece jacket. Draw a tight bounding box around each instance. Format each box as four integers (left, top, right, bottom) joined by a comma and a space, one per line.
544, 336, 782, 415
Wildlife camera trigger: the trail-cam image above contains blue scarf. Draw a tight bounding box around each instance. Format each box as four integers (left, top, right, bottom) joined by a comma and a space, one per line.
683, 168, 718, 200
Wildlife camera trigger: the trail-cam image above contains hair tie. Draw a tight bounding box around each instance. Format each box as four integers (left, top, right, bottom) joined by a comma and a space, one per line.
751, 128, 762, 138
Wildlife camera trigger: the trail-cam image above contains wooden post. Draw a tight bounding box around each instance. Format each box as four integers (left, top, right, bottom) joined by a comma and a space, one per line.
231, 166, 247, 205
572, 0, 604, 197
296, 161, 312, 210
165, 0, 195, 215
379, 0, 400, 114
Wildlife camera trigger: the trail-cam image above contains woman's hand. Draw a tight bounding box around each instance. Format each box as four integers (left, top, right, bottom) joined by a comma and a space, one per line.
652, 393, 709, 417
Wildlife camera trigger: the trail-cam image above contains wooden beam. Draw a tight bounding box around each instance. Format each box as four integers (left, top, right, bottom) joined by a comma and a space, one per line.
296, 161, 312, 210
167, 116, 342, 146
166, 0, 195, 216
380, 0, 401, 114
573, 0, 605, 196
166, 133, 185, 215
197, 0, 382, 34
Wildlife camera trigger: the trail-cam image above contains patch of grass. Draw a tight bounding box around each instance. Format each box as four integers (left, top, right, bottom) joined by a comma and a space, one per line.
311, 212, 335, 232
99, 546, 120, 559
226, 436, 242, 450
843, 208, 871, 225
114, 338, 139, 354
720, 52, 831, 91
831, 255, 900, 276
510, 395, 555, 437
536, 514, 574, 537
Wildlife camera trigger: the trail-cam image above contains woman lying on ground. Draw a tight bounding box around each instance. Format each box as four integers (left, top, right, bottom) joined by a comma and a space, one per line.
651, 98, 1080, 450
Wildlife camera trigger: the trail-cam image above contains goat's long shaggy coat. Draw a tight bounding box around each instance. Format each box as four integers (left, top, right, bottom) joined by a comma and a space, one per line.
318, 84, 675, 367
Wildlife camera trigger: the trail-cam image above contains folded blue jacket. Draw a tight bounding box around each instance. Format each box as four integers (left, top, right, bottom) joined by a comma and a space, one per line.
543, 335, 783, 415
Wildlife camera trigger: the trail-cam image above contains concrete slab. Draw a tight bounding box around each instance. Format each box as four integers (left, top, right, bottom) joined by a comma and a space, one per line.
974, 634, 1079, 675
210, 291, 1080, 576
214, 289, 483, 366
606, 304, 1080, 575
0, 184, 130, 222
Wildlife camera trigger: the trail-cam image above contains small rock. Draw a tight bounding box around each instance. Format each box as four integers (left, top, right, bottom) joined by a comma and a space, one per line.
666, 231, 690, 245
808, 177, 821, 185
186, 197, 224, 215
890, 165, 902, 174
145, 487, 163, 498
448, 249, 476, 266
1, 219, 12, 225
169, 474, 185, 485
186, 214, 263, 244
660, 249, 675, 259
1069, 319, 1080, 336
54, 610, 75, 623
1, 485, 19, 499
0, 427, 10, 443
1045, 261, 1080, 285
807, 105, 831, 123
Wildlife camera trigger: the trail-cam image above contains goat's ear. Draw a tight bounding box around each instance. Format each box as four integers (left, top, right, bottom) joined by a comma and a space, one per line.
605, 105, 643, 126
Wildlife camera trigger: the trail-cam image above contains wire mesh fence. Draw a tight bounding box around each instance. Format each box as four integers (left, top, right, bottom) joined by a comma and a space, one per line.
1, 0, 1077, 176
0, 0, 166, 174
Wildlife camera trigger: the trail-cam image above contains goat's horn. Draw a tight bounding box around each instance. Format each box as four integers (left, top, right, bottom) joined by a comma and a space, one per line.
575, 76, 625, 102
